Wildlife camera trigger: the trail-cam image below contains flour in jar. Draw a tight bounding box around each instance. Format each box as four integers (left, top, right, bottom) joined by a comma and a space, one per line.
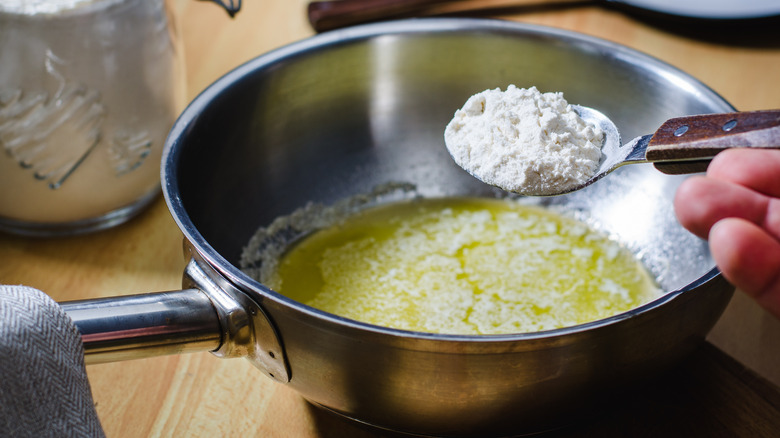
444, 85, 604, 196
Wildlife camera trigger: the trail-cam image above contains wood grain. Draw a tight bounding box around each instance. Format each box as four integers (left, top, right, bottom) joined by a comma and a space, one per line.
648, 110, 780, 174
1, 0, 780, 436
647, 110, 780, 160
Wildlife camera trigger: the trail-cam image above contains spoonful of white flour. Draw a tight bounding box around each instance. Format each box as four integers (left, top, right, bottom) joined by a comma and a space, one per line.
444, 85, 604, 196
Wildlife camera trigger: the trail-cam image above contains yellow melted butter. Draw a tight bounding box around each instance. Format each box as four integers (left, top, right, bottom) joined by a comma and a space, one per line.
269, 197, 661, 335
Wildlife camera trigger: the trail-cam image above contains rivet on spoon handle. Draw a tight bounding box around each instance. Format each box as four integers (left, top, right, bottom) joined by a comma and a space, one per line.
647, 110, 780, 175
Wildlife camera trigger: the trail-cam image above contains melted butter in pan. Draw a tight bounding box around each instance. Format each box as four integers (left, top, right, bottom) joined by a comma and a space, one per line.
267, 197, 661, 335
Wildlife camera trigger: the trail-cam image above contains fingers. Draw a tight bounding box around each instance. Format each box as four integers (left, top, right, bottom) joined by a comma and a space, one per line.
710, 218, 780, 319
674, 175, 770, 240
708, 149, 780, 198
674, 149, 780, 319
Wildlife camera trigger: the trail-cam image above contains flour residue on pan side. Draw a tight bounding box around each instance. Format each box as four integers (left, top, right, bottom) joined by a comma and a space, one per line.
240, 182, 420, 287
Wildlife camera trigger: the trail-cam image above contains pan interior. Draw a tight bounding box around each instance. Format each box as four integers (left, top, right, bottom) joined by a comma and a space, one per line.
170, 20, 730, 301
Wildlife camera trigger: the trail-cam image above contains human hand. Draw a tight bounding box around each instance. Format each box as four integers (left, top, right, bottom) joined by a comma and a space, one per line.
674, 148, 780, 318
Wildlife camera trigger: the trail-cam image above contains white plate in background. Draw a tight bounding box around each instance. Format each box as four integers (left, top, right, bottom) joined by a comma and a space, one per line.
612, 0, 780, 20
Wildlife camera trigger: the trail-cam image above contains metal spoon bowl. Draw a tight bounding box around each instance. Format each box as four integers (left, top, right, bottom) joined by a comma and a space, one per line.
567, 104, 649, 195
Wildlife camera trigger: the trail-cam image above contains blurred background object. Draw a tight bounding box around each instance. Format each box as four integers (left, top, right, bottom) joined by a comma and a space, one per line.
307, 0, 780, 36
0, 0, 186, 236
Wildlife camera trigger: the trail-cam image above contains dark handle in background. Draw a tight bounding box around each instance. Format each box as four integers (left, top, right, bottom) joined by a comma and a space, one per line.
307, 0, 591, 32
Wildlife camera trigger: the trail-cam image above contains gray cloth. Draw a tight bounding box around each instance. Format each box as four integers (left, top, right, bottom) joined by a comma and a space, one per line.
0, 285, 104, 437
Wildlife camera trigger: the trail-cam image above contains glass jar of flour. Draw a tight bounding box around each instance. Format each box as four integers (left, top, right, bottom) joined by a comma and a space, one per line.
0, 0, 186, 236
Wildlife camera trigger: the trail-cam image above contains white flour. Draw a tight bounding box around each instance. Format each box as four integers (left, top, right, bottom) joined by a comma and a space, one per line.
444, 85, 603, 196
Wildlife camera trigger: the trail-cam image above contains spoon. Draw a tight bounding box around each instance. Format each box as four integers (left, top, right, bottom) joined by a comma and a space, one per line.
548, 106, 780, 196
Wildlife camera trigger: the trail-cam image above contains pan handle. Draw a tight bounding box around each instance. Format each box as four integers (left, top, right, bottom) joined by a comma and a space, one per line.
60, 257, 291, 382
60, 288, 221, 365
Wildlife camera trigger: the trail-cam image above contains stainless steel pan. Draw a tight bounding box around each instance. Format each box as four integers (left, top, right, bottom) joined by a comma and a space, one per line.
61, 18, 735, 437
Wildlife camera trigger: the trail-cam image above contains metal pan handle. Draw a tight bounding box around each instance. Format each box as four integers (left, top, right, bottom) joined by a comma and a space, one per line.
59, 257, 291, 383
60, 289, 220, 364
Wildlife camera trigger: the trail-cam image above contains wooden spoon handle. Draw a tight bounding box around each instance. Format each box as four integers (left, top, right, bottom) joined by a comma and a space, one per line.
648, 110, 780, 175
308, 0, 452, 32
307, 0, 590, 32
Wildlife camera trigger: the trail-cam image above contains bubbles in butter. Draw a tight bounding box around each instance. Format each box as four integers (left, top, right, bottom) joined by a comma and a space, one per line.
262, 197, 661, 335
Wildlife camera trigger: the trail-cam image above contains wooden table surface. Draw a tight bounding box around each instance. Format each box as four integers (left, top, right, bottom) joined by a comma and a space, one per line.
2, 0, 780, 436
